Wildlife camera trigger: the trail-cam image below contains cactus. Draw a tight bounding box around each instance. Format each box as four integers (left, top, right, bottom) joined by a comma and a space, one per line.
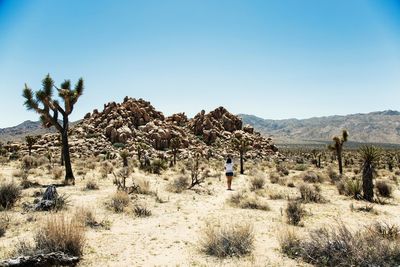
22, 74, 83, 183
328, 130, 348, 175
359, 145, 380, 202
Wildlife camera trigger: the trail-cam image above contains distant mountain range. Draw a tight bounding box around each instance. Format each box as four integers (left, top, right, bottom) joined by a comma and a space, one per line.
2, 110, 400, 145
239, 110, 400, 145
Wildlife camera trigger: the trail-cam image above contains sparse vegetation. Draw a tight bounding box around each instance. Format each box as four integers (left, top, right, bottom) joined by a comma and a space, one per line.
285, 200, 305, 226
298, 183, 325, 203
375, 180, 392, 198
0, 181, 22, 210
35, 214, 85, 256
280, 223, 400, 266
109, 191, 130, 213
201, 221, 254, 258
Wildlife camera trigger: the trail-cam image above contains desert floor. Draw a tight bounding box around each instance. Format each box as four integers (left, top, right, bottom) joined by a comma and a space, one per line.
0, 158, 399, 267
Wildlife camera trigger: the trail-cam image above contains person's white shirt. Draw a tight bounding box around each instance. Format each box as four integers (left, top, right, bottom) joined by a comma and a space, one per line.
225, 162, 233, 173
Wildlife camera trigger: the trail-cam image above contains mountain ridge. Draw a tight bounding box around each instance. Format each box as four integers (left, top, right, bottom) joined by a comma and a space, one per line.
239, 110, 400, 144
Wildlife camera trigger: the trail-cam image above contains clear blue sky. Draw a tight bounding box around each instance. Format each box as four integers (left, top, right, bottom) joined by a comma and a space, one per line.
0, 0, 399, 128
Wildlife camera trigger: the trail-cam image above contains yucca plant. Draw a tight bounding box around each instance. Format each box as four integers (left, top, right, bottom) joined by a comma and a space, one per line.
22, 74, 84, 183
359, 145, 380, 202
328, 130, 348, 175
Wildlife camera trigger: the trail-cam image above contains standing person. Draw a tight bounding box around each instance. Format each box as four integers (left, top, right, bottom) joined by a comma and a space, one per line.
225, 157, 234, 190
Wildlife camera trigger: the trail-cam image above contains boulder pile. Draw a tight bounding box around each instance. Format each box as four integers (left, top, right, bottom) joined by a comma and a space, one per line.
20, 97, 278, 160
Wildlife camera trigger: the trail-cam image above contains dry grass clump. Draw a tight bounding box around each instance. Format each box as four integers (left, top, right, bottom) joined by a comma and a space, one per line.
133, 204, 152, 217
280, 222, 400, 266
228, 191, 270, 211
74, 207, 110, 229
0, 181, 22, 210
201, 221, 254, 258
350, 203, 378, 214
327, 166, 340, 183
298, 184, 326, 203
0, 213, 10, 237
167, 176, 189, 193
375, 180, 392, 198
100, 161, 114, 178
286, 200, 305, 226
276, 163, 289, 176
84, 179, 99, 190
52, 166, 63, 180
34, 214, 85, 256
336, 177, 362, 199
269, 172, 280, 184
133, 175, 152, 195
249, 172, 266, 191
108, 191, 130, 213
302, 171, 324, 183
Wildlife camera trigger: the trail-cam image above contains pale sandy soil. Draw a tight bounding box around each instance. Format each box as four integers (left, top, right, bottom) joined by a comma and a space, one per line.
0, 159, 399, 267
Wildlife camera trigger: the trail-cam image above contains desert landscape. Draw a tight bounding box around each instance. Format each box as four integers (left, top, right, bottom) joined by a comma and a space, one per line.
1, 1, 400, 266
0, 93, 400, 266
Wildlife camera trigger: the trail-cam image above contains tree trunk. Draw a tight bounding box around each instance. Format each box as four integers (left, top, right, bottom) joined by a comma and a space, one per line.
240, 152, 244, 175
363, 165, 374, 202
337, 148, 343, 175
173, 151, 177, 166
61, 118, 74, 183
60, 146, 64, 166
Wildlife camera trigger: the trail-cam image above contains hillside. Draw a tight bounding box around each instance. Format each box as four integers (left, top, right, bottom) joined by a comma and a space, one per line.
239, 110, 400, 145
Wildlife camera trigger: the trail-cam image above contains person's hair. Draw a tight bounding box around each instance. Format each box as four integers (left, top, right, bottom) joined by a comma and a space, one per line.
226, 157, 232, 164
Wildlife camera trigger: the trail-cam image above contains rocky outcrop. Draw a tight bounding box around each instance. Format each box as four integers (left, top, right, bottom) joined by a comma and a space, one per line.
189, 107, 243, 144
20, 97, 277, 161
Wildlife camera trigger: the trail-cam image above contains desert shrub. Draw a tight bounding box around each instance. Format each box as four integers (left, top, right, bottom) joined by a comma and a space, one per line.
375, 180, 392, 198
75, 207, 111, 230
35, 214, 85, 256
21, 155, 37, 170
134, 176, 152, 195
0, 181, 22, 210
148, 159, 168, 175
0, 213, 10, 237
276, 163, 289, 176
228, 191, 270, 211
370, 222, 400, 240
168, 176, 189, 193
336, 177, 362, 199
249, 173, 266, 191
112, 143, 126, 149
350, 203, 377, 214
270, 172, 280, 184
269, 192, 285, 200
293, 164, 308, 171
109, 191, 130, 213
280, 223, 400, 266
85, 180, 99, 190
100, 161, 114, 178
133, 204, 152, 217
286, 200, 305, 226
298, 184, 325, 203
302, 171, 324, 183
327, 166, 340, 183
52, 166, 63, 180
201, 221, 254, 258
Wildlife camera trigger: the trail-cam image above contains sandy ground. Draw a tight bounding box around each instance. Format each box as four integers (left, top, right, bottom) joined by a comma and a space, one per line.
0, 159, 399, 267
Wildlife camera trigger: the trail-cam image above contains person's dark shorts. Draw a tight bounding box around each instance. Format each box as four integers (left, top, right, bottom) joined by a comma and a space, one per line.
226, 172, 233, 177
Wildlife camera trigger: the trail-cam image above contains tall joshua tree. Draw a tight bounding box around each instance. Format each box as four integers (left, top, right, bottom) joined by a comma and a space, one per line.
22, 74, 84, 183
359, 145, 380, 202
328, 130, 348, 175
232, 134, 252, 175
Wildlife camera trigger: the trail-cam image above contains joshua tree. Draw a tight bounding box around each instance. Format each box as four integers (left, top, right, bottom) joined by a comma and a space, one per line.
232, 134, 252, 175
170, 137, 181, 166
328, 130, 348, 175
359, 145, 380, 202
136, 142, 147, 162
120, 150, 129, 167
22, 74, 84, 183
25, 135, 38, 156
